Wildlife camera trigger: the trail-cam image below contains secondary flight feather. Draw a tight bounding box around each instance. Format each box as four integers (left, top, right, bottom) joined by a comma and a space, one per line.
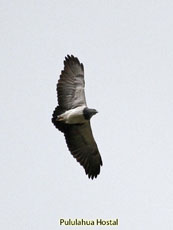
52, 55, 102, 179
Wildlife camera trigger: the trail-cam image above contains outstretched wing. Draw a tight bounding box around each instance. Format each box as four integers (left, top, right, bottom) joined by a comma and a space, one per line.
57, 55, 87, 110
64, 122, 102, 179
52, 106, 102, 179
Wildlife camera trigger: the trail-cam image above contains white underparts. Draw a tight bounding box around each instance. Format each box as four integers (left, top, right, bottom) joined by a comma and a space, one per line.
58, 106, 86, 124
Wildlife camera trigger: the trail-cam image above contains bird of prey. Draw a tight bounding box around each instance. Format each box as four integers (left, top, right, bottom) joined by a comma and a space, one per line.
52, 55, 102, 179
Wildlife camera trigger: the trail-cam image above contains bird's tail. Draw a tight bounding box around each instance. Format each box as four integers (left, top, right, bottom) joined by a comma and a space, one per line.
52, 106, 67, 132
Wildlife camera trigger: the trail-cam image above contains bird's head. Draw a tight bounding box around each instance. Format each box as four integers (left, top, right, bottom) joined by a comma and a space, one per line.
83, 107, 98, 120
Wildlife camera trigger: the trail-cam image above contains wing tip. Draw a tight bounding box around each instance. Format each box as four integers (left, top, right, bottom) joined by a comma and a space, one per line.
72, 150, 103, 180
87, 170, 101, 180
64, 54, 84, 71
86, 157, 103, 180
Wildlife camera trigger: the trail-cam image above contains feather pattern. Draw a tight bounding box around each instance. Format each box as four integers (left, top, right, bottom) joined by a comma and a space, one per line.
57, 55, 87, 110
52, 55, 102, 179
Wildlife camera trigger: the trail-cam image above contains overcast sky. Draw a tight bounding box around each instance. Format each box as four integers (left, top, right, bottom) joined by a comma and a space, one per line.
1, 0, 173, 230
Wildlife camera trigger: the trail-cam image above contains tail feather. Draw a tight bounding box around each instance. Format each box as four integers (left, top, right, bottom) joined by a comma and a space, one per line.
52, 106, 67, 132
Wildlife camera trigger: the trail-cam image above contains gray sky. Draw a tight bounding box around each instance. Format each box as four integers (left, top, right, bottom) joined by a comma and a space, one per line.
1, 0, 173, 229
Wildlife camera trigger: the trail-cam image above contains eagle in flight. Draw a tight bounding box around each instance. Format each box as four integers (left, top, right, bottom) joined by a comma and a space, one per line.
52, 55, 102, 179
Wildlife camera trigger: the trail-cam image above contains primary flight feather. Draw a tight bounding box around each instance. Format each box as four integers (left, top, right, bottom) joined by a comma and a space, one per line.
52, 55, 102, 179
